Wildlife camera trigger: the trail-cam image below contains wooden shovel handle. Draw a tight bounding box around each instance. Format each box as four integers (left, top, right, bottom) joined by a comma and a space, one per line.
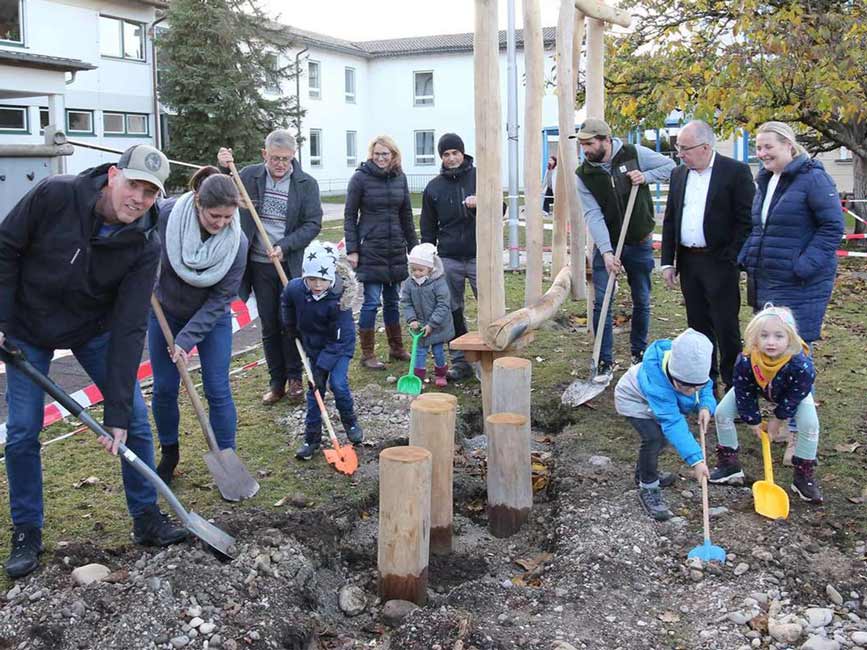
699, 420, 711, 543
150, 295, 220, 453
294, 338, 344, 453
227, 160, 289, 287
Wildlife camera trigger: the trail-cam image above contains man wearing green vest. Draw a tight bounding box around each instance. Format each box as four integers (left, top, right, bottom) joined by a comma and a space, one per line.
574, 118, 676, 375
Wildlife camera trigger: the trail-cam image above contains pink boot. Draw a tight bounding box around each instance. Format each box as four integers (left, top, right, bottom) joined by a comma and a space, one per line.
434, 365, 448, 388
414, 367, 426, 381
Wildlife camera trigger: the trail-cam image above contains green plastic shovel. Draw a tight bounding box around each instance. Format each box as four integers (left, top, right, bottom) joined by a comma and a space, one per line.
397, 328, 424, 396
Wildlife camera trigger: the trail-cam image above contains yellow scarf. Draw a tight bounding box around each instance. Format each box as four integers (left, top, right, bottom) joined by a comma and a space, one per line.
748, 340, 809, 390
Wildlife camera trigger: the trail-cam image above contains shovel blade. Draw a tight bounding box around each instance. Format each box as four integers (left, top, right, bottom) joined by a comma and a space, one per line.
688, 539, 726, 563
561, 375, 611, 407
752, 480, 790, 520
323, 445, 359, 476
203, 449, 260, 502
397, 374, 423, 396
185, 511, 237, 559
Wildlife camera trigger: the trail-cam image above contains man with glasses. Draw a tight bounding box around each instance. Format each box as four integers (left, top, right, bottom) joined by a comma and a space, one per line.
218, 130, 322, 405
660, 120, 754, 397
573, 118, 676, 375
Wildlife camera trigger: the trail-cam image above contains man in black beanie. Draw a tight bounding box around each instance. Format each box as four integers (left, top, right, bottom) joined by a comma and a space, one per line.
420, 133, 478, 381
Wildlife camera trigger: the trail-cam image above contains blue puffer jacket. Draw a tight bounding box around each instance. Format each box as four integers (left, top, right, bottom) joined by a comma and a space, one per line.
738, 156, 843, 341
637, 340, 716, 466
279, 276, 356, 371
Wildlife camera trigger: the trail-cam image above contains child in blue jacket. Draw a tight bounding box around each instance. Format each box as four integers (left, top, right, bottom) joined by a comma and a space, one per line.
710, 305, 821, 503
281, 241, 362, 460
614, 329, 715, 521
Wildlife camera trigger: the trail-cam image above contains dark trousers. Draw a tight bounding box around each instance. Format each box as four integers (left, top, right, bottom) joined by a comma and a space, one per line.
249, 261, 302, 387
627, 416, 668, 486
677, 248, 742, 388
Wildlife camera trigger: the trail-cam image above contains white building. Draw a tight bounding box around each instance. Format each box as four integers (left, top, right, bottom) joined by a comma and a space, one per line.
0, 0, 164, 175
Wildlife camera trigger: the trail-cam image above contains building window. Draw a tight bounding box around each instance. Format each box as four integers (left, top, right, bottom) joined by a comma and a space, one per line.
346, 130, 357, 167
66, 109, 94, 134
103, 112, 125, 134
344, 67, 356, 103
415, 130, 435, 166
309, 129, 322, 167
308, 60, 320, 99
99, 15, 145, 61
414, 71, 434, 107
102, 111, 149, 136
0, 105, 28, 133
839, 146, 852, 161
39, 107, 49, 131
0, 0, 24, 45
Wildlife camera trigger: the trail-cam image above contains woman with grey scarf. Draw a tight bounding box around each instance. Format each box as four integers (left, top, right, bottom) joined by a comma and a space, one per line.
148, 167, 248, 485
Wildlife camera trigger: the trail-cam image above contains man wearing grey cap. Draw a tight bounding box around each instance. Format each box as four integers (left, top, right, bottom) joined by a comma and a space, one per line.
0, 144, 188, 579
573, 118, 676, 374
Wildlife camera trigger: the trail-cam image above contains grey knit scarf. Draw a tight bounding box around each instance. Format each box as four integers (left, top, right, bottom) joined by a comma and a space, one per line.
166, 191, 241, 288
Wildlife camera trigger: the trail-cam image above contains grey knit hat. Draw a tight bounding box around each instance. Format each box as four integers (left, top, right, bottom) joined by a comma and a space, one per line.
668, 328, 713, 385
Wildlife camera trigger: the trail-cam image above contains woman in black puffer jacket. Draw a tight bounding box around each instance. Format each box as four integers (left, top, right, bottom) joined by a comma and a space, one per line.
344, 135, 418, 369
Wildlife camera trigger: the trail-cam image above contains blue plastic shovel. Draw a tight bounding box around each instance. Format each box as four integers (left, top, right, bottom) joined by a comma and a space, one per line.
688, 421, 726, 563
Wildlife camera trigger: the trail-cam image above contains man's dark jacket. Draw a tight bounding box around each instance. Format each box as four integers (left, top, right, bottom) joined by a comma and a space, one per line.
0, 164, 160, 428
343, 160, 418, 284
233, 158, 322, 297
661, 153, 755, 267
420, 155, 477, 260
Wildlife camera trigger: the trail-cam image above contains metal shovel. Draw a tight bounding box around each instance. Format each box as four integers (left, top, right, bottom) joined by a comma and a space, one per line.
688, 421, 726, 563
562, 184, 639, 407
397, 329, 424, 396
753, 428, 790, 520
150, 296, 259, 502
0, 342, 236, 558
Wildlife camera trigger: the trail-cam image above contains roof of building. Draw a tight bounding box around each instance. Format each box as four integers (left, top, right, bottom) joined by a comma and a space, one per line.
0, 50, 96, 73
133, 0, 168, 8
287, 26, 558, 58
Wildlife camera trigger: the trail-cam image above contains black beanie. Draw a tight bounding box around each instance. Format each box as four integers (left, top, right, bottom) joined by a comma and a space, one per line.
437, 133, 465, 156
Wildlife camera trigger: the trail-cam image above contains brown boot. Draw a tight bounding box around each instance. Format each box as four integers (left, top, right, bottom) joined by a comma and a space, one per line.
262, 382, 286, 406
385, 323, 411, 361
359, 328, 386, 370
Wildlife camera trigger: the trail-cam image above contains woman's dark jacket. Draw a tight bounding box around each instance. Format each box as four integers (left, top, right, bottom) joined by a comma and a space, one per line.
343, 160, 418, 284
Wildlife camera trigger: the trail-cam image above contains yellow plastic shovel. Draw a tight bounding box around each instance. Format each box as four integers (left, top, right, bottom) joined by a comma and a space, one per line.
752, 429, 790, 520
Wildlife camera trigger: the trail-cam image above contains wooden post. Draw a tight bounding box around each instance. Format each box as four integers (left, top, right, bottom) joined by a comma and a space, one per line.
571, 15, 587, 303
585, 18, 605, 119
378, 446, 432, 605
552, 144, 568, 276
492, 357, 532, 427
486, 413, 532, 537
523, 0, 545, 306
474, 0, 506, 332
409, 399, 456, 555
416, 392, 458, 408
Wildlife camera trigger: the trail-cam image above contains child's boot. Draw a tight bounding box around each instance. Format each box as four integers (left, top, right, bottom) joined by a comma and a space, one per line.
434, 365, 448, 388
413, 367, 426, 381
791, 457, 823, 504
709, 445, 745, 485
637, 485, 673, 521
296, 426, 322, 460
156, 443, 179, 486
340, 412, 364, 445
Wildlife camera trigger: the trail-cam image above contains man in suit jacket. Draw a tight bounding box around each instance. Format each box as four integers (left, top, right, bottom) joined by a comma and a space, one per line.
661, 120, 755, 394
218, 130, 322, 406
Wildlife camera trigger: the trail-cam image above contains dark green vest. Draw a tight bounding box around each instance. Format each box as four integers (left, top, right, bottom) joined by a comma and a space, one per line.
576, 143, 656, 247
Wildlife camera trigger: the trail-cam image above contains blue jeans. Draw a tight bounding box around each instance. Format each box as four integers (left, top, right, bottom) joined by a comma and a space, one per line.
3, 333, 156, 527
415, 342, 447, 369
148, 311, 237, 450
305, 356, 355, 433
358, 282, 401, 330
592, 238, 654, 364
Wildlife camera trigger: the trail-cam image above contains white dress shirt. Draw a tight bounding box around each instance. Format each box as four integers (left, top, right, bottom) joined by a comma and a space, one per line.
680, 152, 716, 247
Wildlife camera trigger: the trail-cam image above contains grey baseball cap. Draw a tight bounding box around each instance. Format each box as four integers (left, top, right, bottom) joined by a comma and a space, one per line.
568, 118, 612, 140
116, 144, 170, 194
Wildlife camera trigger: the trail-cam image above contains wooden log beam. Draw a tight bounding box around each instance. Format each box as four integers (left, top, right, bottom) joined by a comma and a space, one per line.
409, 398, 457, 555
486, 413, 532, 537
474, 0, 506, 331
573, 0, 631, 27
378, 446, 432, 605
523, 0, 545, 306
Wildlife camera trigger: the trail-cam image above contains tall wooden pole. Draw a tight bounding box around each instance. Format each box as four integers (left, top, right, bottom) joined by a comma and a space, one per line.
551, 146, 568, 276
486, 413, 532, 537
378, 446, 432, 605
585, 18, 605, 119
522, 0, 545, 306
571, 15, 587, 302
409, 399, 457, 555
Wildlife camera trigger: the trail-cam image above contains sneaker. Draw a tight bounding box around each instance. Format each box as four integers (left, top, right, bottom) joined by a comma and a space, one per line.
4, 525, 43, 579
634, 470, 677, 488
597, 360, 614, 376
132, 505, 189, 547
631, 351, 645, 366
447, 361, 474, 382
709, 464, 745, 485
791, 457, 823, 504
295, 442, 320, 460
637, 487, 673, 521
340, 415, 364, 445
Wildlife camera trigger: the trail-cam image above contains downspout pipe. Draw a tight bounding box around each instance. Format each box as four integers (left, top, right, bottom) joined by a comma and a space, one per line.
294, 46, 309, 164
150, 12, 168, 149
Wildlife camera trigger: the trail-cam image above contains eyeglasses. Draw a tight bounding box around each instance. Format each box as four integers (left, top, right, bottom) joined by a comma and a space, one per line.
675, 142, 708, 153
372, 152, 393, 158
267, 155, 292, 164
